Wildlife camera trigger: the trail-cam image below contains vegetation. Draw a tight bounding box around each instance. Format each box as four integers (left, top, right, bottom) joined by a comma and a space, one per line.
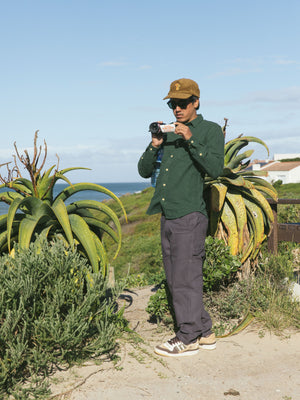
146, 241, 300, 336
0, 237, 127, 399
205, 127, 277, 266
0, 127, 298, 397
0, 132, 127, 276
275, 182, 300, 223
104, 187, 163, 282
279, 157, 300, 162
0, 182, 299, 397
104, 185, 300, 337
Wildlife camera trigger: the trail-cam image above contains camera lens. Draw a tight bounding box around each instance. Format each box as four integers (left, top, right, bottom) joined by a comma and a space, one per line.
149, 122, 161, 135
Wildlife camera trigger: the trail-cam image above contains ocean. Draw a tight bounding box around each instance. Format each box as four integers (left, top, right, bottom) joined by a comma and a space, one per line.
0, 181, 151, 216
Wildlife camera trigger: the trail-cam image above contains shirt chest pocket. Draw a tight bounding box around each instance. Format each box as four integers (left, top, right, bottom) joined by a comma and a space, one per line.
164, 139, 189, 161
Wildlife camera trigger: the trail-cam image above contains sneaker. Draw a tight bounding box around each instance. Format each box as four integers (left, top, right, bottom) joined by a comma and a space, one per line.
154, 336, 199, 357
198, 333, 216, 350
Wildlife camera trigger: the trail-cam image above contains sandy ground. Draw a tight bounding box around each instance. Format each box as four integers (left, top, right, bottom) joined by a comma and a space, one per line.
50, 286, 300, 400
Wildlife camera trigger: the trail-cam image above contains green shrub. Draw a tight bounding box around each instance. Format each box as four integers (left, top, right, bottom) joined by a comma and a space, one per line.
0, 237, 126, 399
203, 236, 241, 291
146, 281, 175, 326
273, 179, 283, 189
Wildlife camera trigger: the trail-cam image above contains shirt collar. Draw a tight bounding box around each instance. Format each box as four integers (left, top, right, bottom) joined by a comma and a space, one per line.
186, 114, 203, 127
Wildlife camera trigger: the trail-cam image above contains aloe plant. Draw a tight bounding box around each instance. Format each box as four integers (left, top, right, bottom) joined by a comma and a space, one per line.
0, 131, 127, 276
205, 120, 277, 266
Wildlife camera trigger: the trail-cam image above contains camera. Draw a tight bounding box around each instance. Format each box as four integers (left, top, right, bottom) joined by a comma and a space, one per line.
149, 122, 176, 136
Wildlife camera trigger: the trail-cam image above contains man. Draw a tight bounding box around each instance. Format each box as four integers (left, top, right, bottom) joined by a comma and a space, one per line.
138, 78, 224, 357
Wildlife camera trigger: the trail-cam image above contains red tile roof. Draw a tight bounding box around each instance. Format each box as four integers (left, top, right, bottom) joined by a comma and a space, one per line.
260, 161, 300, 171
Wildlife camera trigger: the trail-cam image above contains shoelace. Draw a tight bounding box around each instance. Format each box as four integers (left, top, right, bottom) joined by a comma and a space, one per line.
166, 337, 186, 351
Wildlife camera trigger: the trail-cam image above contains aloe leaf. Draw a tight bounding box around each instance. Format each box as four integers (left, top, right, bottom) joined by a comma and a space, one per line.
217, 313, 254, 338
17, 199, 54, 249
36, 166, 56, 198
0, 230, 8, 252
220, 175, 254, 189
59, 167, 91, 175
67, 200, 122, 256
226, 149, 254, 170
39, 225, 54, 240
0, 214, 7, 229
42, 165, 56, 179
225, 139, 248, 165
51, 198, 74, 248
247, 178, 278, 200
7, 197, 24, 251
18, 215, 42, 249
6, 182, 32, 195
0, 191, 23, 205
56, 183, 128, 222
90, 230, 108, 276
11, 178, 35, 193
53, 173, 74, 188
81, 216, 119, 243
0, 214, 23, 233
239, 170, 268, 177
226, 136, 269, 157
0, 230, 19, 253
68, 214, 100, 273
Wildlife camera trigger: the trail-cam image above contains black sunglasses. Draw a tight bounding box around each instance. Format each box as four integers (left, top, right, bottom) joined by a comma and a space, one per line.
167, 97, 195, 110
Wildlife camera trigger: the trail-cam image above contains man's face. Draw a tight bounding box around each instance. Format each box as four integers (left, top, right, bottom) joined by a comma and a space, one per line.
169, 98, 199, 123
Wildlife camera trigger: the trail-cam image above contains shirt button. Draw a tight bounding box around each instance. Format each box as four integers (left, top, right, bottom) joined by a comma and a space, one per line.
191, 140, 194, 144
162, 198, 165, 201
199, 153, 202, 156
163, 183, 166, 186
150, 148, 153, 151
170, 154, 173, 158
165, 168, 168, 171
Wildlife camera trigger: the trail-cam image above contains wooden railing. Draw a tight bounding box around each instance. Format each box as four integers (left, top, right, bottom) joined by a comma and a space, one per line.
267, 199, 300, 254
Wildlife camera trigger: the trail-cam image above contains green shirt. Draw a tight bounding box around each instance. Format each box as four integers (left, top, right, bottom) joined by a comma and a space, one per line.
138, 114, 224, 219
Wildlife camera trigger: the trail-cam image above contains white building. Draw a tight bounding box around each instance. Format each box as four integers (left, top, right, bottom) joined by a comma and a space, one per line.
259, 161, 300, 184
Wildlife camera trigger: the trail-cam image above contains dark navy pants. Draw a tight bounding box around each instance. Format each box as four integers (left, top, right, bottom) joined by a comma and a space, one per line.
161, 212, 212, 344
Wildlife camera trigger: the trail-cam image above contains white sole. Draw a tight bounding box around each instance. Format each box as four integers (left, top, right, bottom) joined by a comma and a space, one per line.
154, 348, 199, 357
199, 343, 216, 350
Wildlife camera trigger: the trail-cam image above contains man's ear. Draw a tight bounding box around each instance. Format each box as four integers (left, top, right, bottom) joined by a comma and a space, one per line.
194, 99, 199, 109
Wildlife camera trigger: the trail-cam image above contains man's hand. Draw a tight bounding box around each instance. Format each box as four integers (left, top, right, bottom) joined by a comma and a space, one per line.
175, 122, 192, 140
151, 135, 163, 148
151, 120, 164, 148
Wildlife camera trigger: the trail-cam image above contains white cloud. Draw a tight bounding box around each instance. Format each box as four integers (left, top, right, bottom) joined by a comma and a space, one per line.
246, 86, 300, 104
208, 67, 262, 78
275, 58, 297, 65
206, 86, 300, 108
210, 55, 300, 79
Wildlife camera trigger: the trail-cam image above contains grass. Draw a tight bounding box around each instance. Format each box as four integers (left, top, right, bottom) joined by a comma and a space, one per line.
275, 183, 300, 223
276, 182, 300, 198
104, 187, 164, 281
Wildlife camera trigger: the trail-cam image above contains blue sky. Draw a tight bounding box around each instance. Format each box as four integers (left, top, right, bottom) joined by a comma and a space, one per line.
1, 0, 299, 183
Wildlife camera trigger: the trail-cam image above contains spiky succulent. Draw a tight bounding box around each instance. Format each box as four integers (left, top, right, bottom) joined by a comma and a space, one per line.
0, 132, 127, 276
205, 125, 277, 265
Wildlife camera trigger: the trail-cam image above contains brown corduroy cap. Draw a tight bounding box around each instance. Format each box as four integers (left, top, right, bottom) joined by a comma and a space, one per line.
163, 78, 200, 100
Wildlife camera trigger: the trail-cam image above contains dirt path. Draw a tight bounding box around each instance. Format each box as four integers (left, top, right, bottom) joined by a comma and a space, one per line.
50, 286, 300, 400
